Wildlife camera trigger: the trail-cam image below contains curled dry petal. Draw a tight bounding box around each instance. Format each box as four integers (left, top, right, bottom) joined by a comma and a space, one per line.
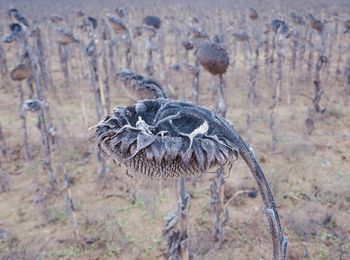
200, 139, 216, 167
164, 137, 182, 161
151, 139, 166, 164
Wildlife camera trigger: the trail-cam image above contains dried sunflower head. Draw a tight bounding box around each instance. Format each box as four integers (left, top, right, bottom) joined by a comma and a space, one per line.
116, 69, 167, 101
2, 23, 23, 43
308, 14, 324, 33
143, 15, 161, 30
271, 19, 289, 35
50, 15, 63, 23
181, 39, 194, 51
233, 32, 250, 42
9, 23, 22, 35
196, 41, 229, 75
22, 99, 44, 112
115, 7, 128, 18
248, 8, 258, 20
55, 28, 79, 45
87, 17, 98, 30
107, 14, 128, 34
10, 63, 31, 81
94, 98, 238, 178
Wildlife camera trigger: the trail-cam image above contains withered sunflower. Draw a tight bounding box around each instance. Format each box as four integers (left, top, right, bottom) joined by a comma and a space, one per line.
93, 98, 287, 259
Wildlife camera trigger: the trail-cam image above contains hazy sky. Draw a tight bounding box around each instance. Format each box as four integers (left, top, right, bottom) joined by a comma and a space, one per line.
1, 0, 349, 21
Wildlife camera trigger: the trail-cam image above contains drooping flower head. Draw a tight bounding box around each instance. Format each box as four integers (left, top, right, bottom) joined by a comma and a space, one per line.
196, 41, 229, 75
94, 98, 238, 178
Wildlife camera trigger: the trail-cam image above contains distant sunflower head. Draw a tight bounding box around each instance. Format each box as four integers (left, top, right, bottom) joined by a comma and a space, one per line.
196, 41, 229, 75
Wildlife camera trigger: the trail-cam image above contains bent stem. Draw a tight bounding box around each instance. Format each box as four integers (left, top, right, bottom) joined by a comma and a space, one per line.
163, 177, 190, 260
233, 134, 288, 260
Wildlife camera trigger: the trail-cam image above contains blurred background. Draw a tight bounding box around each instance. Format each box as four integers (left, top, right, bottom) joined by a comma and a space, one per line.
0, 0, 349, 259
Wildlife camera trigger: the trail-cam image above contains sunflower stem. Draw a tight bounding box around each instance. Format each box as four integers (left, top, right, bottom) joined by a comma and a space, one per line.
210, 167, 228, 244
163, 177, 190, 260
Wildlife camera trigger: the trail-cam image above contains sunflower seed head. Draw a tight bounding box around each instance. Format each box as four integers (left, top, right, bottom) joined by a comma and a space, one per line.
196, 41, 229, 75
94, 99, 238, 178
22, 99, 44, 112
